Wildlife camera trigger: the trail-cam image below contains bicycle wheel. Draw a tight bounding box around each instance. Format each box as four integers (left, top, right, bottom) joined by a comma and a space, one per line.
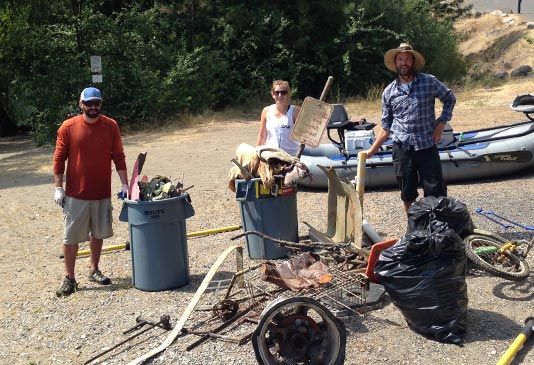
252, 296, 346, 365
464, 234, 530, 281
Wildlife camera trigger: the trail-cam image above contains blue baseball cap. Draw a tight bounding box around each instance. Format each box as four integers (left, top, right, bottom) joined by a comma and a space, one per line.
80, 87, 102, 101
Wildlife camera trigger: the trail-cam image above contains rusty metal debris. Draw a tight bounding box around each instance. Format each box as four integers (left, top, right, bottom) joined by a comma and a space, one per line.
232, 230, 370, 272
84, 315, 172, 365
178, 247, 369, 358
130, 237, 372, 364
231, 230, 353, 251
183, 300, 260, 351
212, 299, 239, 320
252, 297, 347, 364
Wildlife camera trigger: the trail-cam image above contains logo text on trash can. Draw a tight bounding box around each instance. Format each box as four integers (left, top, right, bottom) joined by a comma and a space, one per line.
145, 209, 164, 217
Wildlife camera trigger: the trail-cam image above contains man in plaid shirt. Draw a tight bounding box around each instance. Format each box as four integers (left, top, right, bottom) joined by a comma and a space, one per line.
366, 42, 456, 214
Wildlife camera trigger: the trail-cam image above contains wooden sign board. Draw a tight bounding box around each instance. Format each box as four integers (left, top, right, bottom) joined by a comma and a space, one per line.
291, 96, 333, 147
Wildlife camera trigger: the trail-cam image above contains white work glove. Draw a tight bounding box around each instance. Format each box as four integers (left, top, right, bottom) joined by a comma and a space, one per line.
118, 184, 129, 200
54, 187, 66, 207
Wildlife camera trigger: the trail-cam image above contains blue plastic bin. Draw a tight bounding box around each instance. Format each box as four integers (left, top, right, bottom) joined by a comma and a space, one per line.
235, 178, 297, 259
119, 194, 195, 291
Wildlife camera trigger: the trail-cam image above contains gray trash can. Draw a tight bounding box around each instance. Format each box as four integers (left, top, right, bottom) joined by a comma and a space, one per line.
235, 177, 297, 259
119, 194, 195, 291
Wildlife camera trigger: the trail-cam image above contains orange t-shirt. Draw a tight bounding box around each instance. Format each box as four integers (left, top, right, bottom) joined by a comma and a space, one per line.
53, 114, 127, 200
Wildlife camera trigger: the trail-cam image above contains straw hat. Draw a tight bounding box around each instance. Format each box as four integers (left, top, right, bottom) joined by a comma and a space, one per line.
384, 42, 425, 73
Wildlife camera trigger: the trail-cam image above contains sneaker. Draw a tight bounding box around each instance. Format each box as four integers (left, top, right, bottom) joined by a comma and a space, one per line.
88, 269, 112, 285
56, 276, 78, 297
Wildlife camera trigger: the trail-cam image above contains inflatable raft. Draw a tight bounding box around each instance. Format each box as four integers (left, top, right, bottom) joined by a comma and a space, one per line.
298, 103, 534, 189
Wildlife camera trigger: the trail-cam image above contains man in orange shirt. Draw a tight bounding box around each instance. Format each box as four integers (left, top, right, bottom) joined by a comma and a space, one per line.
53, 87, 128, 297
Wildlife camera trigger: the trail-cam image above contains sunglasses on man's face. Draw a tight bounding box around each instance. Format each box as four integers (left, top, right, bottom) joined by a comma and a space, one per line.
83, 100, 102, 107
273, 90, 288, 96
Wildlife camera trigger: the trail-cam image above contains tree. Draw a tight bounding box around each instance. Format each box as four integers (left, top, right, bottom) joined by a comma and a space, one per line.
0, 0, 467, 145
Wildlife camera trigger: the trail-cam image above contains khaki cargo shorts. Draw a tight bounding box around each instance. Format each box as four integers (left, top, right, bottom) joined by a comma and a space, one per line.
63, 197, 113, 244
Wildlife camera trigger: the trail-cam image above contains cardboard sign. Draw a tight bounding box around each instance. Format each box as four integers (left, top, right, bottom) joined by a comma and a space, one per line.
291, 96, 333, 147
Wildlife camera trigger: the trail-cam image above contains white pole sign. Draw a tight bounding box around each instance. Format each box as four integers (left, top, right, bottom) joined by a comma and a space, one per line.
90, 56, 102, 73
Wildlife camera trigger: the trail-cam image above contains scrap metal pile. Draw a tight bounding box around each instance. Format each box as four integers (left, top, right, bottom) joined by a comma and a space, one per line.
180, 246, 369, 365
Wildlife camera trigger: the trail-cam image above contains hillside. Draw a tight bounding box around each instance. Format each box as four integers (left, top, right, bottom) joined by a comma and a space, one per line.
456, 11, 534, 75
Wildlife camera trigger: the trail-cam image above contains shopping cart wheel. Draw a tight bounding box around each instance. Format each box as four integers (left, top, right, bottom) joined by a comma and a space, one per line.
252, 296, 346, 365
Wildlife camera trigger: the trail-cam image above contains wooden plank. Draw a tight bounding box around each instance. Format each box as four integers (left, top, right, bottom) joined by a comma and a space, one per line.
291, 96, 333, 148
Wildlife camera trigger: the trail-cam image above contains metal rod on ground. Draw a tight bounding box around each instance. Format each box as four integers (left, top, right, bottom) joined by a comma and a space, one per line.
475, 208, 513, 230
184, 301, 258, 351
65, 225, 242, 258
485, 210, 534, 231
126, 245, 244, 365
83, 316, 171, 365
59, 242, 130, 259
187, 224, 242, 238
496, 317, 534, 365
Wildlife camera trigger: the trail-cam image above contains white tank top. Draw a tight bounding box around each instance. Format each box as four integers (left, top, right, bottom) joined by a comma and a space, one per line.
265, 104, 300, 156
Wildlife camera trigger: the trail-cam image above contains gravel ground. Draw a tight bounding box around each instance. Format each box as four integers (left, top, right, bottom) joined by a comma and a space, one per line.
1, 87, 533, 365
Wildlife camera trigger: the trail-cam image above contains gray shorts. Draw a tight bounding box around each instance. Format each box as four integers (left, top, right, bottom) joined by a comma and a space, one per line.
63, 197, 114, 244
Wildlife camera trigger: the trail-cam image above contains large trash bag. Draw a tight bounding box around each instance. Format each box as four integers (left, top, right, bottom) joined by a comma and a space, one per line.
407, 196, 474, 239
374, 223, 468, 345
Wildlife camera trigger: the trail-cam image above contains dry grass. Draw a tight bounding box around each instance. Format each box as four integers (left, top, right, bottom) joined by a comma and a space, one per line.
456, 13, 534, 74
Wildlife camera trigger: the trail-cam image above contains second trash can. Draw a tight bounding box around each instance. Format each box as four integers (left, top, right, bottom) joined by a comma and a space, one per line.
119, 194, 195, 291
235, 177, 298, 259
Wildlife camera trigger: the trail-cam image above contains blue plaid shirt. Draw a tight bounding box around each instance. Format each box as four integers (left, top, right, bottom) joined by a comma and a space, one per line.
381, 72, 456, 150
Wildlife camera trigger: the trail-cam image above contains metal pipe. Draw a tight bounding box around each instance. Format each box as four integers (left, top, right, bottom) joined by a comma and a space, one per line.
184, 302, 257, 351
362, 219, 383, 244
71, 225, 242, 257
356, 151, 367, 209
475, 208, 513, 230
84, 316, 170, 365
187, 224, 241, 238
485, 210, 534, 231
496, 317, 534, 365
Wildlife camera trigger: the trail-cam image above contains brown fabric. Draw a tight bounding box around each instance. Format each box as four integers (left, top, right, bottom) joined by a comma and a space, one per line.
228, 143, 260, 192
256, 145, 309, 189
228, 143, 307, 192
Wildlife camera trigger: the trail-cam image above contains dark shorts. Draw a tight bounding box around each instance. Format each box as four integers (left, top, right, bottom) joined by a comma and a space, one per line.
392, 143, 447, 202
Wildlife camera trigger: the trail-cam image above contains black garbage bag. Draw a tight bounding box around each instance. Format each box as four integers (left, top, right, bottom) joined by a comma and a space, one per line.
407, 196, 474, 239
374, 225, 468, 345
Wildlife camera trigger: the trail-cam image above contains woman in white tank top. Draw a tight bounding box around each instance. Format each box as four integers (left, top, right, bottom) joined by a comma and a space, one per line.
256, 80, 301, 156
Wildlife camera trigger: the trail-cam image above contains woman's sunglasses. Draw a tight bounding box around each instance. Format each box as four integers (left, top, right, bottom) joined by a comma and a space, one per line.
83, 100, 102, 107
273, 90, 288, 96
